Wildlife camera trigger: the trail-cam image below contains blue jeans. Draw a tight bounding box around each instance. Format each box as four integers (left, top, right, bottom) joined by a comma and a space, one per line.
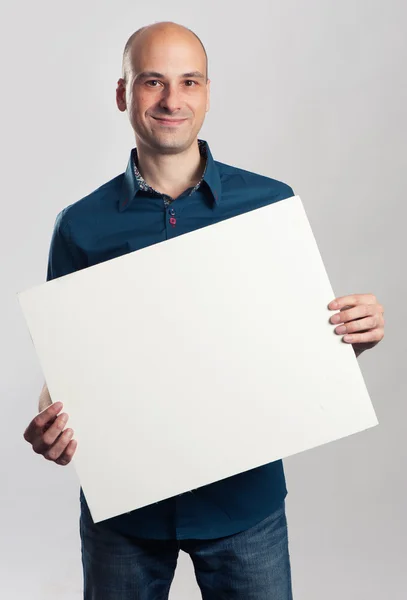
80, 498, 293, 599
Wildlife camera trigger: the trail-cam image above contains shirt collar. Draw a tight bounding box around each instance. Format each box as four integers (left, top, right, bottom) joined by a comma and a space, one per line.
119, 138, 221, 212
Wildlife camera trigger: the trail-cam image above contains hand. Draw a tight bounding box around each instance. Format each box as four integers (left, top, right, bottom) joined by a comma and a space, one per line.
328, 293, 385, 356
23, 402, 77, 466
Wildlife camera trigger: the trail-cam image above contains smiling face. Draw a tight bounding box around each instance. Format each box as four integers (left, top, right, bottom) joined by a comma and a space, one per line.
117, 24, 210, 155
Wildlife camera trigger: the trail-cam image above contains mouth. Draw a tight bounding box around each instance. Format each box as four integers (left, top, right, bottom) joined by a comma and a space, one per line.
151, 116, 187, 126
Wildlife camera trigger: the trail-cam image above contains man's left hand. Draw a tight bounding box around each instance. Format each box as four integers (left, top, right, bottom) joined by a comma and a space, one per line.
328, 293, 385, 356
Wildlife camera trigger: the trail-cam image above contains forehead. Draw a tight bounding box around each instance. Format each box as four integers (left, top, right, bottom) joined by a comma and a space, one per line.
129, 33, 205, 74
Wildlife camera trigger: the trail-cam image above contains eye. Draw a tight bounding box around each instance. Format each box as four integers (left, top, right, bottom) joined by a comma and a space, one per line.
145, 80, 198, 88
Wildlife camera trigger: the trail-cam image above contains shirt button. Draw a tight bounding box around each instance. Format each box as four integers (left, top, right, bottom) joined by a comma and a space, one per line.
170, 208, 176, 216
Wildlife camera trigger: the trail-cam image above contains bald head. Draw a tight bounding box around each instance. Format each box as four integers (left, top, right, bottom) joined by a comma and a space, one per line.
122, 21, 208, 83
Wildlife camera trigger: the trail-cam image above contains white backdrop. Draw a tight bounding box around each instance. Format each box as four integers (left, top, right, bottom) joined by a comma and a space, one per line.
1, 0, 406, 598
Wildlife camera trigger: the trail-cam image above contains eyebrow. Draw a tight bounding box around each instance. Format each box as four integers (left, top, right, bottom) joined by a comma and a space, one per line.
135, 71, 206, 81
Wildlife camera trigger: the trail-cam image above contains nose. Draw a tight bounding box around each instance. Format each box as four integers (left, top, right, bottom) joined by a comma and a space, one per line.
158, 84, 183, 113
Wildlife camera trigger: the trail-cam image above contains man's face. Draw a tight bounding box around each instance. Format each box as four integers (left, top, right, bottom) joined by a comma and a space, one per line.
117, 30, 210, 154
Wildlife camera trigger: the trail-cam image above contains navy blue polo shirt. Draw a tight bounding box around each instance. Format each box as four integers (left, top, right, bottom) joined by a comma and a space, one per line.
47, 138, 294, 540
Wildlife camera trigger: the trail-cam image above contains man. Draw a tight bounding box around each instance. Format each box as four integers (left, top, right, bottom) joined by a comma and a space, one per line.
23, 21, 385, 599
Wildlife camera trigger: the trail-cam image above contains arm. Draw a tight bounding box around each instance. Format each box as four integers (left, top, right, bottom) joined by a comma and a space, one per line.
46, 208, 87, 281
23, 208, 86, 464
38, 210, 85, 412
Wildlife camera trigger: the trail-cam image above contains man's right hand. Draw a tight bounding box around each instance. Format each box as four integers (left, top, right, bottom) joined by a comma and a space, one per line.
23, 402, 77, 466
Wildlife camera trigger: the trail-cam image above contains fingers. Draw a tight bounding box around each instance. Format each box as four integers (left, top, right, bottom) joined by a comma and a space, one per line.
24, 402, 78, 466
55, 439, 78, 466
329, 293, 377, 310
43, 428, 75, 462
42, 412, 70, 446
31, 411, 70, 454
342, 328, 384, 345
23, 402, 63, 444
333, 315, 380, 336
328, 294, 384, 352
330, 303, 380, 325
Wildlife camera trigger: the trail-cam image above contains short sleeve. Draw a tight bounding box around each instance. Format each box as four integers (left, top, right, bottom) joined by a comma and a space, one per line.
46, 209, 87, 281
283, 183, 295, 198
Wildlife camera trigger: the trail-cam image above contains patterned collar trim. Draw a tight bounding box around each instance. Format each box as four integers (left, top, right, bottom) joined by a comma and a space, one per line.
131, 139, 208, 205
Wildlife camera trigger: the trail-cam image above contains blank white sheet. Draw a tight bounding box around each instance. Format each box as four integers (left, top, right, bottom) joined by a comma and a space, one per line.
18, 195, 378, 523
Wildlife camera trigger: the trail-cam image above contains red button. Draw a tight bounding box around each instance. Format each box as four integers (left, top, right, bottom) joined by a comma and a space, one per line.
170, 217, 177, 225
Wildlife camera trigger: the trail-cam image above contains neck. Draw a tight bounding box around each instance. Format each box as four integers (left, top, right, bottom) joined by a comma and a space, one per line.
134, 139, 205, 198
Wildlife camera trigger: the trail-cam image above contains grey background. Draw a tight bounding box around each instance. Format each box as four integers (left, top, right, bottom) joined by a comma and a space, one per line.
1, 0, 405, 598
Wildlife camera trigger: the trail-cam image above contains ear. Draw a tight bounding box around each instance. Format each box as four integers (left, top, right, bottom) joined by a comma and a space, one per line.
206, 79, 211, 113
116, 78, 127, 112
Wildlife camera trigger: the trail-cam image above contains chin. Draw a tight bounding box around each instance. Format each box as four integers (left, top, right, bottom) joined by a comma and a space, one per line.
152, 134, 194, 149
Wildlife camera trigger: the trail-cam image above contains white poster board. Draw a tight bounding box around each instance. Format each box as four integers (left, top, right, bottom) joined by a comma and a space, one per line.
18, 196, 378, 522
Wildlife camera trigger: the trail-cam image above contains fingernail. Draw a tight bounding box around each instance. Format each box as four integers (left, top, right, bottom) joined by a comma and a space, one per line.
344, 335, 353, 342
